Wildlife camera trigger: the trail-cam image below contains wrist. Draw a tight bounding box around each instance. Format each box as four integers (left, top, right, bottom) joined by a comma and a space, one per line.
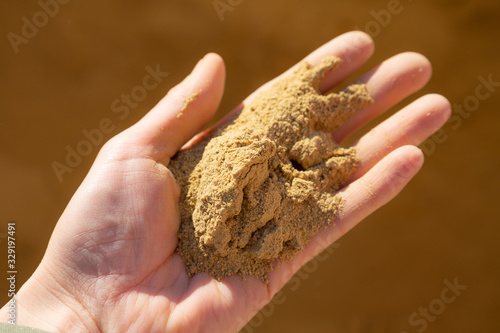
0, 265, 100, 333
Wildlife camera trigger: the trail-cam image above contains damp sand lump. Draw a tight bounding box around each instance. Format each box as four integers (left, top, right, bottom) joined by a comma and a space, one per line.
169, 56, 373, 282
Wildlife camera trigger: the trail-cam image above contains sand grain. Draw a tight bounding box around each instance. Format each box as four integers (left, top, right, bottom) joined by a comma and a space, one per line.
169, 56, 373, 282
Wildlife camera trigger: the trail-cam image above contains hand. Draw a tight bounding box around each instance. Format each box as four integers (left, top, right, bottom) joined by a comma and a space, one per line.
0, 31, 451, 333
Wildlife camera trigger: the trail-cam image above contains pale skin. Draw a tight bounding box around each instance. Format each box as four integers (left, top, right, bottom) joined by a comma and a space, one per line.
0, 31, 451, 332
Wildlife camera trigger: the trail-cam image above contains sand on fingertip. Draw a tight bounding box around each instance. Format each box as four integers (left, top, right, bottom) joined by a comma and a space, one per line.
177, 90, 201, 118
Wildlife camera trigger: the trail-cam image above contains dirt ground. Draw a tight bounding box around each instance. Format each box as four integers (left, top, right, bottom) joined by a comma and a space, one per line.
0, 0, 499, 332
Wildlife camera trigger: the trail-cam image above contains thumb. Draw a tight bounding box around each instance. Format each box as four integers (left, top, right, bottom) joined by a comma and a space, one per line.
111, 53, 226, 163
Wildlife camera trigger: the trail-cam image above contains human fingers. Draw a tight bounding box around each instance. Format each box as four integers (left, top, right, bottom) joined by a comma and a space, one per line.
184, 31, 375, 148
267, 145, 424, 295
245, 30, 375, 100
349, 93, 451, 182
333, 52, 433, 143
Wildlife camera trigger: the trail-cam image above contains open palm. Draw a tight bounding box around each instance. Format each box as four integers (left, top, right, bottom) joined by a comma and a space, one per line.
3, 32, 450, 333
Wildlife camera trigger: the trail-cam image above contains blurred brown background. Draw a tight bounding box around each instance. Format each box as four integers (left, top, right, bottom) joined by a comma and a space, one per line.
1, 0, 499, 332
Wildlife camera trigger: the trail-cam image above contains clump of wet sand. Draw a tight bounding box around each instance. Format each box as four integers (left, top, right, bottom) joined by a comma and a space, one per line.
169, 56, 373, 282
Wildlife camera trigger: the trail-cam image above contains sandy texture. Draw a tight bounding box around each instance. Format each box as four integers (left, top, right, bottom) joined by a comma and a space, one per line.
177, 90, 200, 118
169, 56, 373, 282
